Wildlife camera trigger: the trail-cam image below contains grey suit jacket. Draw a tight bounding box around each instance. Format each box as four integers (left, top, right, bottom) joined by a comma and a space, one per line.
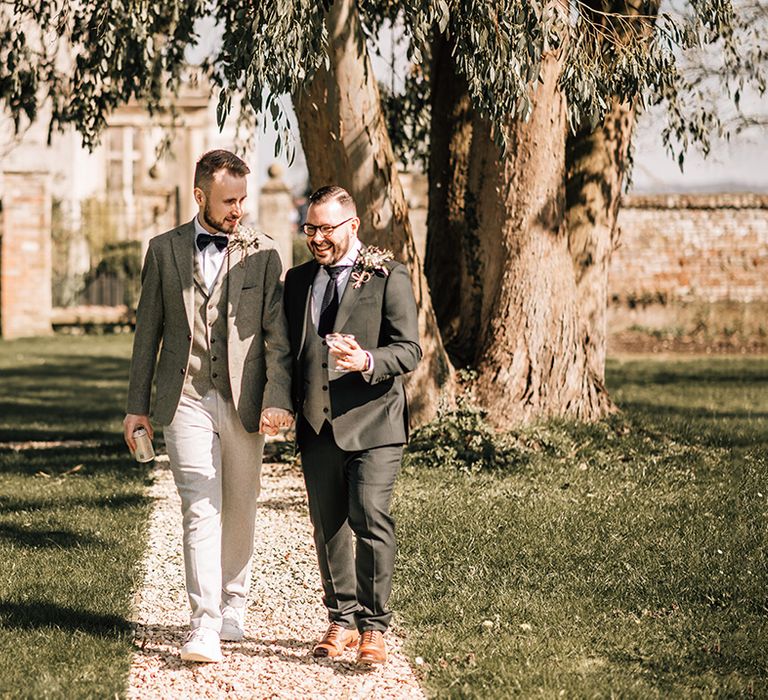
284, 251, 422, 451
126, 220, 293, 432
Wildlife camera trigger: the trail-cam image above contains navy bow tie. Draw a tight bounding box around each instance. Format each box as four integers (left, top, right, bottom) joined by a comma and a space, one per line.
196, 232, 228, 252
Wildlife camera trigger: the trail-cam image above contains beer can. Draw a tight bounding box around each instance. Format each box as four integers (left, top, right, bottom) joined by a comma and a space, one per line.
132, 427, 155, 463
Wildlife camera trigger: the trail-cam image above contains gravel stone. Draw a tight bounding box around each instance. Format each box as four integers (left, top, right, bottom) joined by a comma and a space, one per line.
128, 460, 425, 699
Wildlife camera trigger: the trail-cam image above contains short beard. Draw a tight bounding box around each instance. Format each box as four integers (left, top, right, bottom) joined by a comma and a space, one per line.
203, 201, 236, 234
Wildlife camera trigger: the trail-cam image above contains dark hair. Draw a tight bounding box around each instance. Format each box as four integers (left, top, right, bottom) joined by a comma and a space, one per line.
194, 150, 250, 193
308, 185, 357, 214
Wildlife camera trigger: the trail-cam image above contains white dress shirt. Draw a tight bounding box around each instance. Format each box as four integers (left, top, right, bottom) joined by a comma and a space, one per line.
194, 216, 228, 292
310, 238, 374, 374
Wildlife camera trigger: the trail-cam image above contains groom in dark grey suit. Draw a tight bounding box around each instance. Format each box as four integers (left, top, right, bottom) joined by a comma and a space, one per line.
283, 185, 421, 665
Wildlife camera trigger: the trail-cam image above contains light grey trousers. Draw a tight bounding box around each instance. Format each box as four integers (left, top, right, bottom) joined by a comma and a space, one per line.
164, 390, 265, 632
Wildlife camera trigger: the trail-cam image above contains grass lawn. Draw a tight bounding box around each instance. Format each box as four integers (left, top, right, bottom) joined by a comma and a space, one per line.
0, 335, 152, 698
394, 357, 768, 697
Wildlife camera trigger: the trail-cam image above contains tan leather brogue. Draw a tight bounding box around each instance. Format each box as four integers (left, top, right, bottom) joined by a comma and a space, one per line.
312, 623, 360, 658
356, 630, 387, 665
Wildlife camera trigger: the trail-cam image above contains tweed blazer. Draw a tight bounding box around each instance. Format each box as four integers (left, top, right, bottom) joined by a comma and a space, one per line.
126, 220, 293, 431
283, 250, 422, 451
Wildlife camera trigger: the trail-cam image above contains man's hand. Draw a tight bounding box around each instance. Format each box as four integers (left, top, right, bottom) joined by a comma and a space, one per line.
260, 407, 294, 436
328, 335, 369, 373
124, 414, 154, 452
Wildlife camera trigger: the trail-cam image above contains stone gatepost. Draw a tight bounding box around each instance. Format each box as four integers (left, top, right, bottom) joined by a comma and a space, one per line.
0, 170, 53, 338
258, 164, 294, 274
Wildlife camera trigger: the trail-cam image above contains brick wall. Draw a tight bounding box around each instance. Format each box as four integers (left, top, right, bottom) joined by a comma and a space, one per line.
0, 171, 53, 338
611, 193, 768, 305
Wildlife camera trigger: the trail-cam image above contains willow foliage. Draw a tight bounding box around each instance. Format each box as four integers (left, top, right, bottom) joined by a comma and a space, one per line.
2, 0, 763, 159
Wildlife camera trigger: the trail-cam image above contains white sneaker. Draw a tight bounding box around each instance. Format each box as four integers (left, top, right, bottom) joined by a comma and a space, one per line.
180, 627, 223, 662
220, 606, 245, 642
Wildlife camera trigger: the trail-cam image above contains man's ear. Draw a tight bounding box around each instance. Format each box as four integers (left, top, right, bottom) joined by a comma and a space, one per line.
351, 216, 361, 235
193, 187, 206, 207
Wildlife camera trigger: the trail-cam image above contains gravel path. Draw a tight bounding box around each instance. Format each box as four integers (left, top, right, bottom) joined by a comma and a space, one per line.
127, 458, 425, 699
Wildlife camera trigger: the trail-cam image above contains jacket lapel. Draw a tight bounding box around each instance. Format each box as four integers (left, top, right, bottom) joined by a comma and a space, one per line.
171, 221, 196, 332
333, 247, 367, 332
226, 248, 247, 324
297, 260, 319, 355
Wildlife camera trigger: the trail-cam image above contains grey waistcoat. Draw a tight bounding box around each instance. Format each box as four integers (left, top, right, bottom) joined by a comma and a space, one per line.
183, 263, 231, 401
301, 311, 332, 434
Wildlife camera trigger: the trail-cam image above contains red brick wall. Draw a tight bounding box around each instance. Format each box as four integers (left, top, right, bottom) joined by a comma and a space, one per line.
611, 194, 768, 304
1, 171, 53, 338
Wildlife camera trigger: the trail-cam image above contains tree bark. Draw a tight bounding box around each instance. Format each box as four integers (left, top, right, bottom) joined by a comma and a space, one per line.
424, 33, 477, 366
467, 56, 615, 424
564, 0, 657, 405
566, 100, 635, 405
293, 0, 453, 425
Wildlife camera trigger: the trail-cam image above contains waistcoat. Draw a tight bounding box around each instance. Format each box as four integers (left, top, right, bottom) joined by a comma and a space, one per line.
183, 259, 231, 400
301, 310, 333, 434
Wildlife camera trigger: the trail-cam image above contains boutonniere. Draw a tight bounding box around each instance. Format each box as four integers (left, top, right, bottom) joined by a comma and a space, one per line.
227, 226, 261, 266
351, 246, 394, 289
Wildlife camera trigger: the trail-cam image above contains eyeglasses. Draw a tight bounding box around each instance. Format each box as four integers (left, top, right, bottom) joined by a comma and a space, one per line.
301, 216, 355, 238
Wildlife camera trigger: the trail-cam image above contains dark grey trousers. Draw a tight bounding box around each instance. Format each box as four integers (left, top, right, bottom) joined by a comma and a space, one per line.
297, 417, 402, 632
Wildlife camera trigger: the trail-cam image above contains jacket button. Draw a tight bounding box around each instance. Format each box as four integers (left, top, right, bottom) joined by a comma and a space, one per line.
211, 338, 216, 344
187, 334, 192, 340
212, 372, 218, 378
322, 362, 327, 369
323, 407, 329, 413
322, 385, 328, 391
212, 356, 217, 362
180, 368, 185, 374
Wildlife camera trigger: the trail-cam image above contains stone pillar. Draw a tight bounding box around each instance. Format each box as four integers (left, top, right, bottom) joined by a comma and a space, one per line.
258, 164, 294, 274
0, 170, 53, 338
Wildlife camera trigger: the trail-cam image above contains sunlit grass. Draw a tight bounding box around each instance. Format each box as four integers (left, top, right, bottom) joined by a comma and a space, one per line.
394, 356, 768, 697
0, 335, 152, 698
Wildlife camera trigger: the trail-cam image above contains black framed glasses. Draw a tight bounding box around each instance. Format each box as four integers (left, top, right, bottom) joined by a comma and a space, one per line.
301, 216, 355, 238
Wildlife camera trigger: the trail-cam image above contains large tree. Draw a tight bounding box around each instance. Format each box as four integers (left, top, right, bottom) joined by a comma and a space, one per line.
2, 0, 763, 426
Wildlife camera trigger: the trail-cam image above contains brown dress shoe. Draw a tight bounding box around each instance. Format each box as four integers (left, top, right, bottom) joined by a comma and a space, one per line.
313, 623, 360, 658
356, 630, 387, 665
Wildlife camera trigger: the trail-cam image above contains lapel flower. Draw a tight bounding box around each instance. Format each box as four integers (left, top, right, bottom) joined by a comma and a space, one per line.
351, 246, 394, 289
227, 225, 261, 267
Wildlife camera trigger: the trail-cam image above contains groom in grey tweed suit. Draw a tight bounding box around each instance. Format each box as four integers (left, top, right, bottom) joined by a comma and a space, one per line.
124, 150, 293, 663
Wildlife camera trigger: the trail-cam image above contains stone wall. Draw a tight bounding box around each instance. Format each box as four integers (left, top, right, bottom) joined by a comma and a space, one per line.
609, 193, 768, 350
611, 193, 768, 305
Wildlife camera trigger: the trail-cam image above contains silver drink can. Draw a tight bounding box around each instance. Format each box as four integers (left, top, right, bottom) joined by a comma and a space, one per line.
132, 427, 155, 463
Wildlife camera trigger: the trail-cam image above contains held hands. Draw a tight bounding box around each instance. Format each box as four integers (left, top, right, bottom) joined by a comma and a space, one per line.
259, 407, 294, 436
327, 335, 370, 373
124, 414, 154, 452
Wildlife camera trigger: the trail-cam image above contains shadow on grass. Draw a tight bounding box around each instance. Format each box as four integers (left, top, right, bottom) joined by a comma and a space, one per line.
0, 600, 131, 637
0, 352, 131, 443
621, 401, 768, 449
0, 491, 148, 514
0, 524, 104, 549
608, 359, 768, 387
0, 445, 153, 478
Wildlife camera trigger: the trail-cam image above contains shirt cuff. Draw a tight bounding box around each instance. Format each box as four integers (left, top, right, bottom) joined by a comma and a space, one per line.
361, 351, 374, 380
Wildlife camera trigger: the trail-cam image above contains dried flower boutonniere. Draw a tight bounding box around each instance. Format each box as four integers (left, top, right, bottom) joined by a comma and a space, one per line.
227, 226, 261, 267
351, 246, 394, 289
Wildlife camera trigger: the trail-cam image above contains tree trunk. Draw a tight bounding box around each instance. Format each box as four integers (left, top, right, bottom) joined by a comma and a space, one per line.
564, 0, 657, 406
467, 56, 615, 425
293, 0, 453, 425
424, 33, 477, 366
566, 100, 635, 405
